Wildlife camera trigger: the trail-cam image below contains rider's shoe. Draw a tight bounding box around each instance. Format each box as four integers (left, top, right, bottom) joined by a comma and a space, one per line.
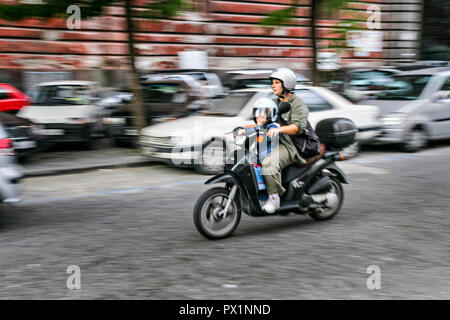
262, 193, 280, 214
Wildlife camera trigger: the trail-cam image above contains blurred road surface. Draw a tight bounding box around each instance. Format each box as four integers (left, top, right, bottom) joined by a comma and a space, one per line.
1, 143, 450, 299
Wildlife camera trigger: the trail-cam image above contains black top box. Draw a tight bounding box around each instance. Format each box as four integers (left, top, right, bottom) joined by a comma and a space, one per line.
315, 118, 357, 150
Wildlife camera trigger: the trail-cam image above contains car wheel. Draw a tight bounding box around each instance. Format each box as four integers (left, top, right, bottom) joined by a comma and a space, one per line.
195, 139, 226, 175
402, 127, 427, 153
340, 141, 360, 159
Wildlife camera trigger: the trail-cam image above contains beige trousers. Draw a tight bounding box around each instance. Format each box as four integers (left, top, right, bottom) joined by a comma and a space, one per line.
261, 144, 295, 196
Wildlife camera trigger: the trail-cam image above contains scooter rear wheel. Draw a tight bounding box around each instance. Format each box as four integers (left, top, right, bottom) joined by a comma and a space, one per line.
193, 187, 241, 240
309, 177, 344, 221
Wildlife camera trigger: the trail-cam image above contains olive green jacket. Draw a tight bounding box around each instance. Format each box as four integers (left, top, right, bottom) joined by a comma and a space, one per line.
274, 94, 309, 164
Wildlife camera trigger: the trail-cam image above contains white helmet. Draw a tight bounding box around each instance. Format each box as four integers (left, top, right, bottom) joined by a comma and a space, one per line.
252, 98, 278, 124
270, 67, 297, 92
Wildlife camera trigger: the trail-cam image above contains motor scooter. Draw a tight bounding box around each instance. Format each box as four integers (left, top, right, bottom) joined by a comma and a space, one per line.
193, 102, 357, 239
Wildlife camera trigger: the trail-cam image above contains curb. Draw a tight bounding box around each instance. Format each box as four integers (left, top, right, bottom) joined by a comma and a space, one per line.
23, 160, 155, 178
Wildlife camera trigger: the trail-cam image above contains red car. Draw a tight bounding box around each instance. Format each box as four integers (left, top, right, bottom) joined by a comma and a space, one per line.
0, 83, 32, 113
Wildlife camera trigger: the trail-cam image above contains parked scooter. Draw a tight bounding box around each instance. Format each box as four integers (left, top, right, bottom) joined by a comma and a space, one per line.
193, 102, 357, 239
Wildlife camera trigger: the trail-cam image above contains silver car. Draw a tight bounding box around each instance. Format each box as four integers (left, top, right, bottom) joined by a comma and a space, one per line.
360, 67, 450, 152
0, 123, 22, 204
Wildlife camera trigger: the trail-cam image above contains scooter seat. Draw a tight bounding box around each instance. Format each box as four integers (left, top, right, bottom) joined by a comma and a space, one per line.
281, 144, 326, 187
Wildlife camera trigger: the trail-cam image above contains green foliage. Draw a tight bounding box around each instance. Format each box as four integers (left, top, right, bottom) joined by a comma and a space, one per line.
0, 0, 116, 21
0, 0, 184, 21
261, 0, 299, 27
145, 0, 186, 19
261, 0, 350, 27
318, 0, 350, 16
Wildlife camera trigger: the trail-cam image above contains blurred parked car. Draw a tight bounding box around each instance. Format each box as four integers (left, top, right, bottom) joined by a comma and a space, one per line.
17, 81, 104, 148
95, 91, 133, 124
223, 69, 311, 91
0, 122, 22, 204
141, 69, 225, 99
103, 78, 210, 146
0, 83, 32, 114
139, 86, 380, 174
359, 67, 450, 152
0, 112, 42, 159
329, 67, 402, 103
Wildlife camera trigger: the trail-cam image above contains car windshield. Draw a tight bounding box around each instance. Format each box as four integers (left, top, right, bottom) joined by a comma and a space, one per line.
142, 83, 188, 103
374, 75, 432, 100
348, 70, 397, 91
33, 85, 91, 105
199, 92, 253, 116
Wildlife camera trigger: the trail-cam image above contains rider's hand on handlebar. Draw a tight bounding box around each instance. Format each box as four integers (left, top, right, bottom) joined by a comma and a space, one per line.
237, 128, 247, 136
267, 127, 282, 137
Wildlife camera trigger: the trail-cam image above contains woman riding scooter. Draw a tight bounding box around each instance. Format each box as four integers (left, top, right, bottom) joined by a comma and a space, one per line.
259, 67, 310, 214
193, 99, 354, 239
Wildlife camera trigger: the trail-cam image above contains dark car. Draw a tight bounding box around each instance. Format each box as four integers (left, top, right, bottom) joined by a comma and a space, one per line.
103, 78, 209, 146
0, 112, 42, 159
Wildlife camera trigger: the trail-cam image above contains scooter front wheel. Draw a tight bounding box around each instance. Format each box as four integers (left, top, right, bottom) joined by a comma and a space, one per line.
193, 187, 241, 240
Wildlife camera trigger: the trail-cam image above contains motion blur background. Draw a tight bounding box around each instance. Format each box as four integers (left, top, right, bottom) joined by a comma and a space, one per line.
0, 0, 446, 90
0, 0, 450, 300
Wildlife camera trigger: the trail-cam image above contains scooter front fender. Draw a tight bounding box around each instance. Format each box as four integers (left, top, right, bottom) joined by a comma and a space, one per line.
205, 173, 235, 185
205, 172, 248, 191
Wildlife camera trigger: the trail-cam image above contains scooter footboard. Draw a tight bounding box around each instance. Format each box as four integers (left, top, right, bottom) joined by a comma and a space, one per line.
205, 172, 265, 217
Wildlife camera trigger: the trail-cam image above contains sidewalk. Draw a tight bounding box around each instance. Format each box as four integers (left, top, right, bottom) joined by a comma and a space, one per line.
22, 139, 154, 178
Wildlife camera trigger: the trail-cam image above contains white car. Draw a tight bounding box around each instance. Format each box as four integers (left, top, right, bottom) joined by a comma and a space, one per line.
0, 123, 22, 204
18, 81, 104, 148
139, 86, 381, 173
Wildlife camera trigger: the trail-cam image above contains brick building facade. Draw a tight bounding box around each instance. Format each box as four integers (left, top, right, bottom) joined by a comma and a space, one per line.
0, 0, 424, 90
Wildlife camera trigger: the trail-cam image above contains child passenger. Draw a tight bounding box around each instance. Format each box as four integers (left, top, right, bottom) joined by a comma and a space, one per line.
237, 98, 280, 192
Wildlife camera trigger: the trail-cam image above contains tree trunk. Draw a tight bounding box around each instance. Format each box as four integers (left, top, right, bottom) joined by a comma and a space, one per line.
311, 1, 320, 86
125, 0, 147, 130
